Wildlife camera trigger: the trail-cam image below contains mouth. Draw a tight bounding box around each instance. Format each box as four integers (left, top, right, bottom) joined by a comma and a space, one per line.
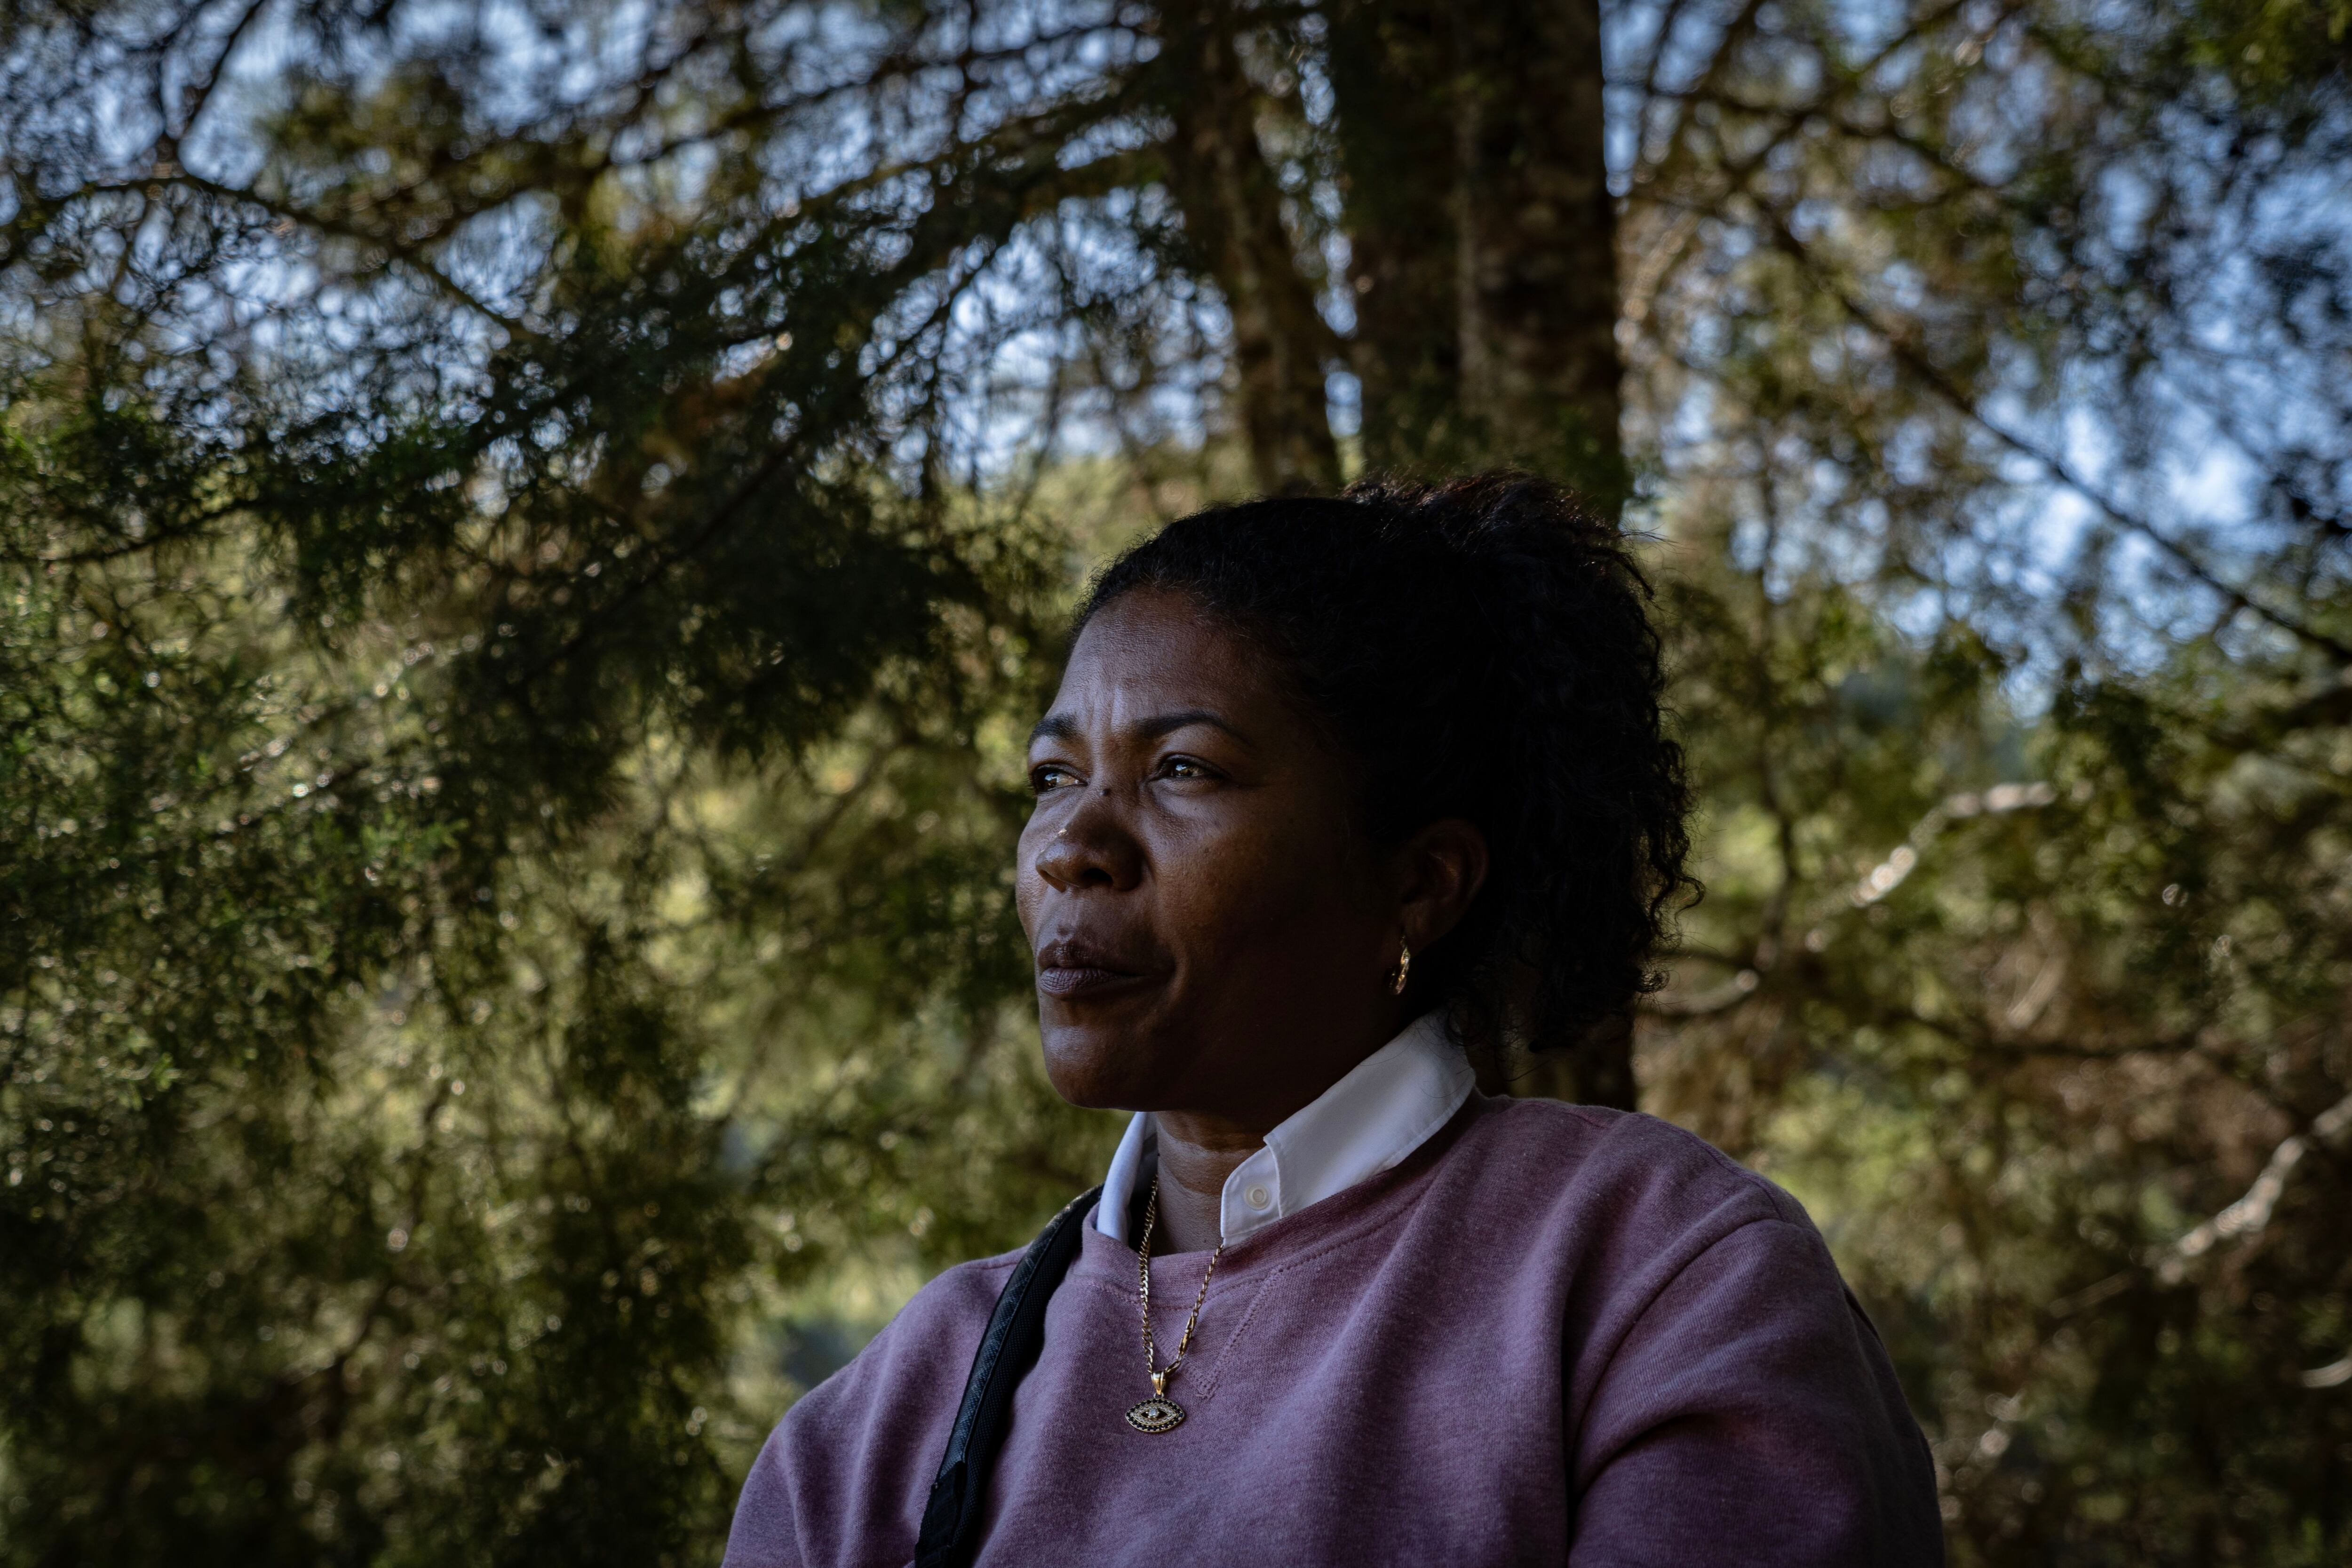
1034, 939, 1154, 1000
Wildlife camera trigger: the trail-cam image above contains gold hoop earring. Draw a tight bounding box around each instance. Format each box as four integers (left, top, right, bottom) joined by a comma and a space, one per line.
1390, 940, 1412, 996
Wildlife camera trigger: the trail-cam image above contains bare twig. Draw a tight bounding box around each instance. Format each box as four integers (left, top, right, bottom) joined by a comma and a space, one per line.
1751, 201, 2352, 667
2158, 1089, 2352, 1282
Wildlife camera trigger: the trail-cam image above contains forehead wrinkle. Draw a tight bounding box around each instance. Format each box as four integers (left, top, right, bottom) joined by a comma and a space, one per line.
1028, 707, 1249, 752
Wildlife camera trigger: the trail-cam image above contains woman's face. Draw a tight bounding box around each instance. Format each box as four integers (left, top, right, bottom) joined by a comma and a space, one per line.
1016, 589, 1411, 1124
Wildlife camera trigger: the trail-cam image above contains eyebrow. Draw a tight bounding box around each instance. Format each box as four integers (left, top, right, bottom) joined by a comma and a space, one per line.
1027, 708, 1248, 748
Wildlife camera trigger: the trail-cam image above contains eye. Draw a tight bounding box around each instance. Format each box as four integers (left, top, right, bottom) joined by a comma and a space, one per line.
1157, 755, 1218, 782
1029, 763, 1081, 796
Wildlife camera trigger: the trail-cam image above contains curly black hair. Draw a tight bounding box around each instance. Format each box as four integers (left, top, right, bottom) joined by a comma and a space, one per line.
1079, 472, 1695, 1065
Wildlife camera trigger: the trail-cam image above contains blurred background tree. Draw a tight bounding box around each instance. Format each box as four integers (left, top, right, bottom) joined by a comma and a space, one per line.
3, 0, 2348, 1562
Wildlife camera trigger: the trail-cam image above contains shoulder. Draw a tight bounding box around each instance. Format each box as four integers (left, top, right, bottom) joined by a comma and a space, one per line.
1433, 1096, 1835, 1334
787, 1246, 1024, 1433
1427, 1101, 1941, 1555
882, 1245, 1030, 1340
723, 1248, 1025, 1568
1455, 1094, 1808, 1237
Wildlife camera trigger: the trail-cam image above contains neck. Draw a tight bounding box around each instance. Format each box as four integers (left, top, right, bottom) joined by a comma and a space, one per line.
1140, 1002, 1421, 1253
1147, 1110, 1263, 1253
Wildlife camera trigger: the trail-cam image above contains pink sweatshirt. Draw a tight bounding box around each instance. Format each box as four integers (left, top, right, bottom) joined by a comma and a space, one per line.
724, 1097, 1945, 1566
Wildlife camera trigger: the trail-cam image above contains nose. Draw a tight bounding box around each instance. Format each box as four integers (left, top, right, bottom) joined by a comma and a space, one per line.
1031, 793, 1144, 892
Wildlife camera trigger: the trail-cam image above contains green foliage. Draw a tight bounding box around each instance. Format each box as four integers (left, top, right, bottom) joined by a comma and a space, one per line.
0, 351, 1098, 1559
1614, 2, 2352, 1550
1653, 544, 2352, 1560
0, 24, 1121, 1539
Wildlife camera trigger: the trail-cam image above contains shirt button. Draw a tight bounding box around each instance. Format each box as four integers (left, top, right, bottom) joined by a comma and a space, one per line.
1244, 1184, 1271, 1211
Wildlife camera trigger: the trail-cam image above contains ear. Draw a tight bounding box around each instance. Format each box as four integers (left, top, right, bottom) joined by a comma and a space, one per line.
1395, 818, 1489, 952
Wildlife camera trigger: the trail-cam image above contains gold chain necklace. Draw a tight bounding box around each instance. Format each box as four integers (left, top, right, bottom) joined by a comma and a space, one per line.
1125, 1177, 1226, 1434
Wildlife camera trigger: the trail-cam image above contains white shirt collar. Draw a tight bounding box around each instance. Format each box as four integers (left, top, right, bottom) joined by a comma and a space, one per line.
1095, 1010, 1474, 1246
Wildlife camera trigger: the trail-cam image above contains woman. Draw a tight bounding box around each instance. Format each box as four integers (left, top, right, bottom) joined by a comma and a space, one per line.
724, 476, 1944, 1566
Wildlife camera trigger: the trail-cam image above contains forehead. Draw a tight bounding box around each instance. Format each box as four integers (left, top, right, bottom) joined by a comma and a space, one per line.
1068, 592, 1261, 696
1052, 589, 1285, 723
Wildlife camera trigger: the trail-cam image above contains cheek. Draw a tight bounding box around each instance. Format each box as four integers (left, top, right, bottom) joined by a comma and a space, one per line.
1158, 803, 1359, 954
1010, 825, 1044, 934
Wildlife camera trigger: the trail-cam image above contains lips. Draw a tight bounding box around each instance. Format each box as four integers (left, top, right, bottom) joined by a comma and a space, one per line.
1034, 937, 1155, 999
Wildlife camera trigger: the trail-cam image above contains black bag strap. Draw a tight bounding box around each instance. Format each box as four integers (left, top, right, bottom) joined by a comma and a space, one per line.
914, 1184, 1103, 1568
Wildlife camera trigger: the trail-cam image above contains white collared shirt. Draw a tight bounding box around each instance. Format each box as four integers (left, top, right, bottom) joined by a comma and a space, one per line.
1094, 1010, 1476, 1246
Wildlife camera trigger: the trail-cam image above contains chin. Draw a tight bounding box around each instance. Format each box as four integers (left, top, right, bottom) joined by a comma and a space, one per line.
1038, 1011, 1186, 1111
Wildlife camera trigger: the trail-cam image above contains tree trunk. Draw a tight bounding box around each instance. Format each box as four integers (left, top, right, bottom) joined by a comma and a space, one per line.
1450, 0, 1623, 504
1327, 0, 1624, 508
1324, 0, 1463, 477
1157, 3, 1342, 495
1472, 1002, 1639, 1110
